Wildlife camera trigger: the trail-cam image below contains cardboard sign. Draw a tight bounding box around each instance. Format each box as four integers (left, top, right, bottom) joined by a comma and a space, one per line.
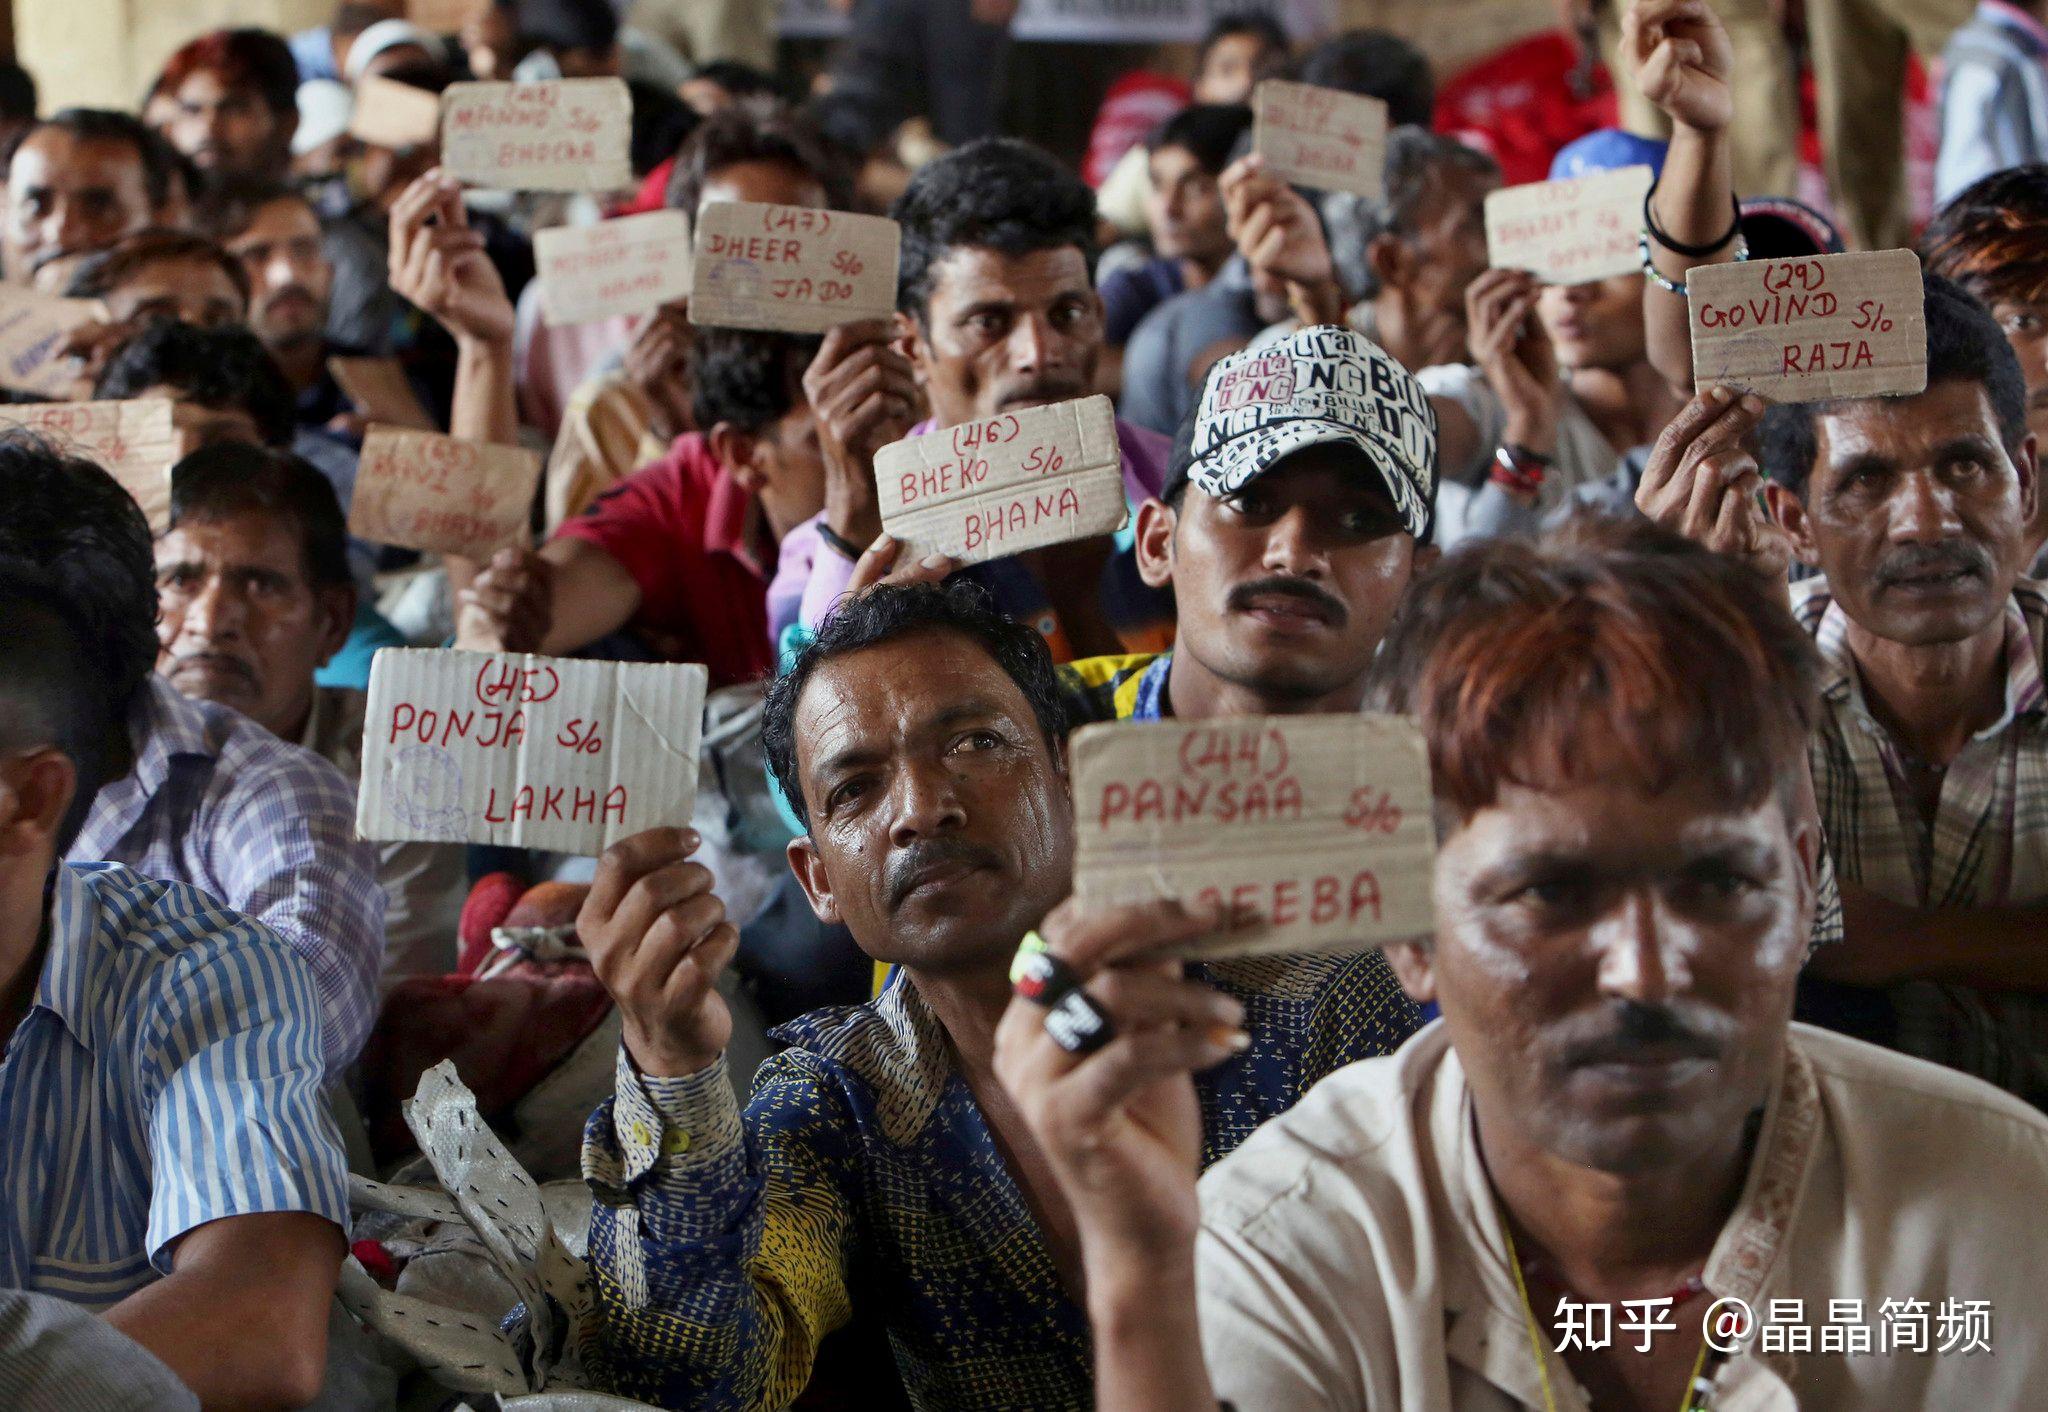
350, 74, 443, 151
440, 79, 633, 192
874, 395, 1126, 564
689, 202, 901, 334
535, 211, 693, 326
1485, 164, 1654, 285
407, 0, 472, 32
0, 398, 177, 531
357, 649, 707, 854
1688, 249, 1928, 403
328, 356, 437, 432
349, 426, 543, 560
0, 285, 101, 397
1252, 80, 1388, 199
1071, 714, 1436, 960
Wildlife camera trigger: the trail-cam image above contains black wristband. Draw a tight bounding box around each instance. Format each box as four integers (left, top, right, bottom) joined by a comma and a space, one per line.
818, 521, 866, 562
1643, 182, 1742, 259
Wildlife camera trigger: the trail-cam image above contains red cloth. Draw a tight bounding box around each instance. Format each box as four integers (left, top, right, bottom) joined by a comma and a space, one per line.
618, 156, 677, 216
1434, 31, 1618, 187
551, 432, 775, 686
1083, 72, 1190, 187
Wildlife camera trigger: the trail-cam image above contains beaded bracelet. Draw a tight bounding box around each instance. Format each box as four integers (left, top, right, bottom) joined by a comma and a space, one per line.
1638, 228, 1750, 297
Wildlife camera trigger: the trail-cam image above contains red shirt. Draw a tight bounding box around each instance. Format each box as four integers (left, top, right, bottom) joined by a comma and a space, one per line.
552, 433, 774, 687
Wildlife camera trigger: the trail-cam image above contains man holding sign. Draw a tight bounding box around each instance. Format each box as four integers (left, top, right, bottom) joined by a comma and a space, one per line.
572, 581, 1419, 1410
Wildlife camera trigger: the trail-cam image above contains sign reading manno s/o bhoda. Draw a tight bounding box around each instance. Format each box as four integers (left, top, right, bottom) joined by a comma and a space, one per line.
689, 201, 901, 334
348, 425, 544, 561
439, 78, 633, 192
357, 649, 707, 855
1485, 164, 1654, 286
1252, 80, 1389, 199
1687, 248, 1928, 403
1071, 714, 1436, 961
535, 210, 692, 326
875, 395, 1125, 565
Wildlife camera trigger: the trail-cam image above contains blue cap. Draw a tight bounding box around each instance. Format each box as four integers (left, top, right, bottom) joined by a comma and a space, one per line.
1549, 128, 1669, 182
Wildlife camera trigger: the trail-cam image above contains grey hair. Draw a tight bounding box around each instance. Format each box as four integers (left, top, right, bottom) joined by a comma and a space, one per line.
1323, 127, 1500, 301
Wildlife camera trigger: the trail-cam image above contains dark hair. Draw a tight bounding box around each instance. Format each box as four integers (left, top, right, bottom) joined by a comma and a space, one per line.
0, 434, 159, 846
1147, 103, 1254, 177
1196, 12, 1290, 70
4, 109, 176, 210
1921, 165, 2048, 311
894, 137, 1097, 321
376, 58, 454, 96
690, 60, 783, 103
0, 588, 125, 853
763, 580, 1068, 829
516, 0, 620, 54
663, 99, 849, 223
202, 178, 314, 244
628, 80, 699, 178
334, 3, 397, 40
153, 28, 299, 119
64, 228, 251, 309
1758, 272, 2030, 498
691, 326, 823, 433
1295, 29, 1434, 128
96, 322, 296, 447
1335, 128, 1497, 300
1368, 515, 1822, 825
169, 444, 354, 592
0, 62, 37, 125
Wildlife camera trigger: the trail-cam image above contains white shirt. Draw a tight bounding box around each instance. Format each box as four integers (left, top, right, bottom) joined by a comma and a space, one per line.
1196, 1021, 2048, 1409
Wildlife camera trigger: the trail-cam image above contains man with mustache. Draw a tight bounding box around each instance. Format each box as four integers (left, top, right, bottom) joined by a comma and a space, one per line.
1638, 273, 2048, 1107
569, 580, 1420, 1409
994, 517, 2048, 1411
780, 137, 1176, 661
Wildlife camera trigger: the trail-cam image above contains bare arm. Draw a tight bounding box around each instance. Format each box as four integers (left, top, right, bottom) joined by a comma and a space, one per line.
1809, 884, 2048, 991
105, 1211, 344, 1411
1623, 0, 1741, 395
453, 538, 643, 657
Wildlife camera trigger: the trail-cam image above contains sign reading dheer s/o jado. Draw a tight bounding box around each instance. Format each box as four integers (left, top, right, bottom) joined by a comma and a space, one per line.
439, 78, 633, 192
688, 201, 901, 334
1252, 80, 1388, 198
1070, 714, 1436, 960
356, 649, 707, 855
1484, 164, 1654, 286
1687, 248, 1928, 403
874, 395, 1126, 564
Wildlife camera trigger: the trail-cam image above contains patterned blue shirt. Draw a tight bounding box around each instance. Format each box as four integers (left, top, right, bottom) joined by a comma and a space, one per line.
0, 864, 350, 1308
69, 675, 385, 1072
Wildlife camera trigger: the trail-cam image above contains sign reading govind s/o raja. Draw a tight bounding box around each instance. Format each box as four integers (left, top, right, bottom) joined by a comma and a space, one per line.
356, 649, 707, 855
689, 201, 901, 334
874, 395, 1126, 564
1071, 714, 1436, 960
1687, 248, 1928, 403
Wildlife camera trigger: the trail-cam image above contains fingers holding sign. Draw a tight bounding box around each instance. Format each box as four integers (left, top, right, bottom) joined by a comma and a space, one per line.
389, 169, 516, 347
992, 897, 1243, 1256
1221, 154, 1334, 290
803, 320, 922, 549
845, 534, 963, 595
1635, 386, 1793, 577
454, 545, 555, 654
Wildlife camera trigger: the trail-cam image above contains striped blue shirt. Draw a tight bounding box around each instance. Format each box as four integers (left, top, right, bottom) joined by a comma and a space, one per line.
0, 864, 350, 1308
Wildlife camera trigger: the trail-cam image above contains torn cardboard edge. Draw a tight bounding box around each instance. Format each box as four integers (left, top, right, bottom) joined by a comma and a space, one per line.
1070, 713, 1436, 960
1687, 247, 1929, 404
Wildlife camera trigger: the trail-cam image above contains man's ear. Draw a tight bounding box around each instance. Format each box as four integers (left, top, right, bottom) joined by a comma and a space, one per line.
1763, 482, 1820, 565
1410, 541, 1441, 577
892, 310, 928, 390
313, 583, 357, 669
1383, 938, 1438, 1004
1133, 496, 1177, 589
787, 834, 843, 926
1365, 233, 1406, 296
0, 749, 77, 862
708, 421, 765, 493
2015, 431, 2039, 532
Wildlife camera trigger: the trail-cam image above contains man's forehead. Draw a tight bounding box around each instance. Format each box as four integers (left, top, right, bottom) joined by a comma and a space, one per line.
13, 131, 143, 183
794, 633, 1036, 755
235, 198, 321, 243
1814, 379, 2003, 463
156, 514, 303, 569
1451, 778, 1785, 860
930, 244, 1091, 308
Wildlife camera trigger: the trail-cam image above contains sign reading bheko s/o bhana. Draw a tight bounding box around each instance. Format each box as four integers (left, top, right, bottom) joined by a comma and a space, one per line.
875, 395, 1125, 564
439, 78, 633, 191
1687, 248, 1928, 403
349, 425, 544, 561
535, 210, 692, 326
0, 399, 178, 531
357, 649, 706, 854
0, 285, 100, 397
1071, 714, 1437, 960
349, 74, 443, 150
689, 202, 901, 334
1252, 80, 1388, 198
1485, 164, 1654, 286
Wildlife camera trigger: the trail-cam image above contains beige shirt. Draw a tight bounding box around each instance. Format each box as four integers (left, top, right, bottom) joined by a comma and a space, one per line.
1197, 1021, 2048, 1410
302, 685, 464, 983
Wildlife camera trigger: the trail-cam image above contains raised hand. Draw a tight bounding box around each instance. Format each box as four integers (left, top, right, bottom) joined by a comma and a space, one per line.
388, 169, 516, 348
581, 828, 740, 1079
1622, 0, 1735, 134
1220, 154, 1335, 291
844, 534, 963, 595
1466, 268, 1563, 454
1634, 385, 1793, 577
454, 545, 555, 654
801, 319, 923, 550
622, 301, 695, 442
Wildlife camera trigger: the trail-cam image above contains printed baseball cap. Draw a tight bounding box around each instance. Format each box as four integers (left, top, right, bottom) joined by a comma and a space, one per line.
1165, 325, 1438, 541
